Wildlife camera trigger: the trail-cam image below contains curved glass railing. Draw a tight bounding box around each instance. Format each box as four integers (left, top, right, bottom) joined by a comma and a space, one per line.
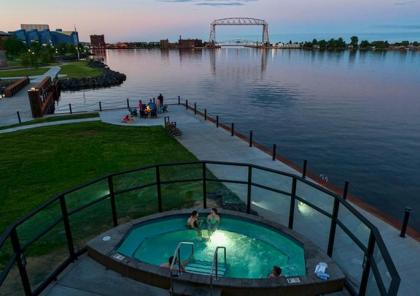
0, 161, 400, 296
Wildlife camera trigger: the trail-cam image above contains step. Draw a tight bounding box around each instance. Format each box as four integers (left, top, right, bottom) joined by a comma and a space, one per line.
185, 260, 226, 277
172, 281, 222, 296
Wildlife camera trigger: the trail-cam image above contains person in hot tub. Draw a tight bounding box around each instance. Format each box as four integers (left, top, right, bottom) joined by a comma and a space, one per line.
160, 256, 190, 272
207, 208, 220, 234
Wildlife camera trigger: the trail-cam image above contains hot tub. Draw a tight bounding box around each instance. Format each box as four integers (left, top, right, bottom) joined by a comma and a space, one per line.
87, 210, 345, 296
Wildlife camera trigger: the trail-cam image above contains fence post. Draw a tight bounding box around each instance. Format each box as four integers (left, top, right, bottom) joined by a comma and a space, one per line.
327, 197, 340, 257
342, 181, 349, 200
400, 207, 412, 238
185, 99, 188, 110
249, 131, 252, 147
16, 111, 22, 124
178, 96, 180, 105
231, 123, 234, 136
59, 194, 76, 260
359, 232, 376, 295
99, 101, 102, 111
247, 166, 252, 214
69, 103, 72, 114
156, 166, 162, 212
10, 228, 32, 296
272, 144, 277, 161
288, 177, 297, 229
194, 103, 197, 115
216, 116, 219, 128
126, 98, 130, 110
204, 109, 207, 120
202, 162, 207, 209
108, 175, 118, 227
302, 160, 307, 178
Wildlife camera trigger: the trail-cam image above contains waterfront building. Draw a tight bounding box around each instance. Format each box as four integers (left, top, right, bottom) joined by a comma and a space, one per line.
178, 38, 203, 49
21, 24, 50, 31
10, 27, 79, 46
90, 34, 106, 49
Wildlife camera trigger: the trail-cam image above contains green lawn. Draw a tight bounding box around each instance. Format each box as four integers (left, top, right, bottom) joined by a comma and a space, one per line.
0, 113, 99, 130
59, 61, 103, 78
0, 67, 49, 78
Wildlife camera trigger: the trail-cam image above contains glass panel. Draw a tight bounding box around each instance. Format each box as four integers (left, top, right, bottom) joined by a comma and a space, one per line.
206, 163, 248, 183
337, 204, 370, 247
373, 245, 392, 292
160, 163, 202, 183
0, 263, 25, 296
366, 266, 381, 296
206, 180, 248, 212
65, 179, 109, 212
23, 221, 68, 290
113, 168, 155, 192
333, 224, 365, 292
16, 201, 61, 248
251, 185, 290, 227
161, 181, 202, 211
252, 168, 292, 194
0, 237, 15, 273
296, 180, 334, 213
115, 186, 158, 223
294, 201, 330, 252
68, 198, 113, 252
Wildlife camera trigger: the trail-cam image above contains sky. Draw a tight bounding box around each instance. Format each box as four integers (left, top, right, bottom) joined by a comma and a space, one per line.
1, 0, 420, 42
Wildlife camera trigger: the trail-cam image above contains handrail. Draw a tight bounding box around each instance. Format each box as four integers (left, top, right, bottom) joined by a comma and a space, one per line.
210, 246, 227, 290
169, 242, 194, 295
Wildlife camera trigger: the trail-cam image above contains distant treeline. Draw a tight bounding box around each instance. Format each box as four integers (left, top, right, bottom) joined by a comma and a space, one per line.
285, 36, 420, 51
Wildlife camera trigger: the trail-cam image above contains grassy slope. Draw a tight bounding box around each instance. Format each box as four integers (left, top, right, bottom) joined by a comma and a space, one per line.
0, 113, 99, 130
0, 67, 49, 78
0, 122, 198, 232
59, 61, 103, 78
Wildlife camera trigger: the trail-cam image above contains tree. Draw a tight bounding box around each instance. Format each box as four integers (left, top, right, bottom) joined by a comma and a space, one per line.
350, 36, 359, 48
3, 37, 27, 58
318, 40, 327, 50
360, 40, 370, 50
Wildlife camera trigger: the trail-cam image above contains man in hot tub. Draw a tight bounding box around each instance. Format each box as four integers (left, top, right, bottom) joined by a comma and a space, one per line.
160, 256, 190, 272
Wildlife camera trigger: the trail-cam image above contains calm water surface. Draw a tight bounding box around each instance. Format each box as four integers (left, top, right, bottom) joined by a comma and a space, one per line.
60, 49, 420, 231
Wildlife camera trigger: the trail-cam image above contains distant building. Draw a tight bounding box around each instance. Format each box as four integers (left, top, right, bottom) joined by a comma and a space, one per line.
90, 35, 106, 49
21, 24, 50, 31
160, 39, 169, 49
178, 38, 203, 49
10, 26, 79, 46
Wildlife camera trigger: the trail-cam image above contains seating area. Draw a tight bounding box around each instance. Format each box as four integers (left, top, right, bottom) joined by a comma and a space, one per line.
122, 94, 167, 124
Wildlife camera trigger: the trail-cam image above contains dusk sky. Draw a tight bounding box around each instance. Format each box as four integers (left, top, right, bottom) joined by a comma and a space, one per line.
2, 0, 420, 42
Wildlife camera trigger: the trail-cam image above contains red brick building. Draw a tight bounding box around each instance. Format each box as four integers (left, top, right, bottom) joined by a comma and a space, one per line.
90, 34, 106, 49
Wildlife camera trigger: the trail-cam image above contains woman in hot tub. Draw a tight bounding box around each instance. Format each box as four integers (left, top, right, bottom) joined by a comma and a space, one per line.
207, 208, 220, 234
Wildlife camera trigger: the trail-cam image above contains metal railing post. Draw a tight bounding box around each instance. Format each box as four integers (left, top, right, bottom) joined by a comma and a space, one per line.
10, 228, 32, 296
69, 103, 72, 114
204, 109, 207, 120
126, 98, 130, 110
249, 130, 253, 147
178, 96, 180, 105
343, 181, 349, 200
99, 101, 102, 111
108, 175, 118, 227
185, 99, 188, 110
156, 166, 162, 212
359, 231, 375, 295
246, 166, 252, 214
400, 207, 412, 238
288, 177, 297, 229
216, 116, 219, 128
302, 160, 307, 178
194, 103, 197, 114
203, 162, 207, 209
17, 111, 22, 124
327, 197, 340, 257
231, 123, 234, 136
60, 194, 76, 260
272, 144, 276, 161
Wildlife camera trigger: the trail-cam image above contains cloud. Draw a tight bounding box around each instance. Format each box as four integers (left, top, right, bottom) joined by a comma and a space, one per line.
394, 0, 417, 6
159, 0, 257, 6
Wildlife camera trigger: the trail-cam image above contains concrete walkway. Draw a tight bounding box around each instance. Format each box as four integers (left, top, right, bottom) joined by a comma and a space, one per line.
0, 66, 61, 126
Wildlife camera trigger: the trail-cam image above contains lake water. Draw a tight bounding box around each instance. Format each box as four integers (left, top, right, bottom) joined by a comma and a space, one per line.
59, 48, 420, 231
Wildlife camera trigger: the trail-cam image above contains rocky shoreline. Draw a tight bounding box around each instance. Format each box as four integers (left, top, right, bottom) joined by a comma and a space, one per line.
59, 60, 126, 91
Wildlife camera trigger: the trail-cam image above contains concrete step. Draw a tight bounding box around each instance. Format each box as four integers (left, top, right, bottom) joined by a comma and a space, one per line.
185, 260, 226, 277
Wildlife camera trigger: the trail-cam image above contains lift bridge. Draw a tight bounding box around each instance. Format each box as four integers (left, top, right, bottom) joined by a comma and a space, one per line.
209, 17, 270, 47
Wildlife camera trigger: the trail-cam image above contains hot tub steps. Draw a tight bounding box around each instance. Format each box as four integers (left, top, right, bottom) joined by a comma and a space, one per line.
185, 260, 226, 277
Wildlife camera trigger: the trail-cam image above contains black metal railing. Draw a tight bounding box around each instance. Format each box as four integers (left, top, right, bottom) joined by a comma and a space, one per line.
0, 161, 399, 296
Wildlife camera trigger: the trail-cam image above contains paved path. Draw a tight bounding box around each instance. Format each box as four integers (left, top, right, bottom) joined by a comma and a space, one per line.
0, 66, 61, 126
